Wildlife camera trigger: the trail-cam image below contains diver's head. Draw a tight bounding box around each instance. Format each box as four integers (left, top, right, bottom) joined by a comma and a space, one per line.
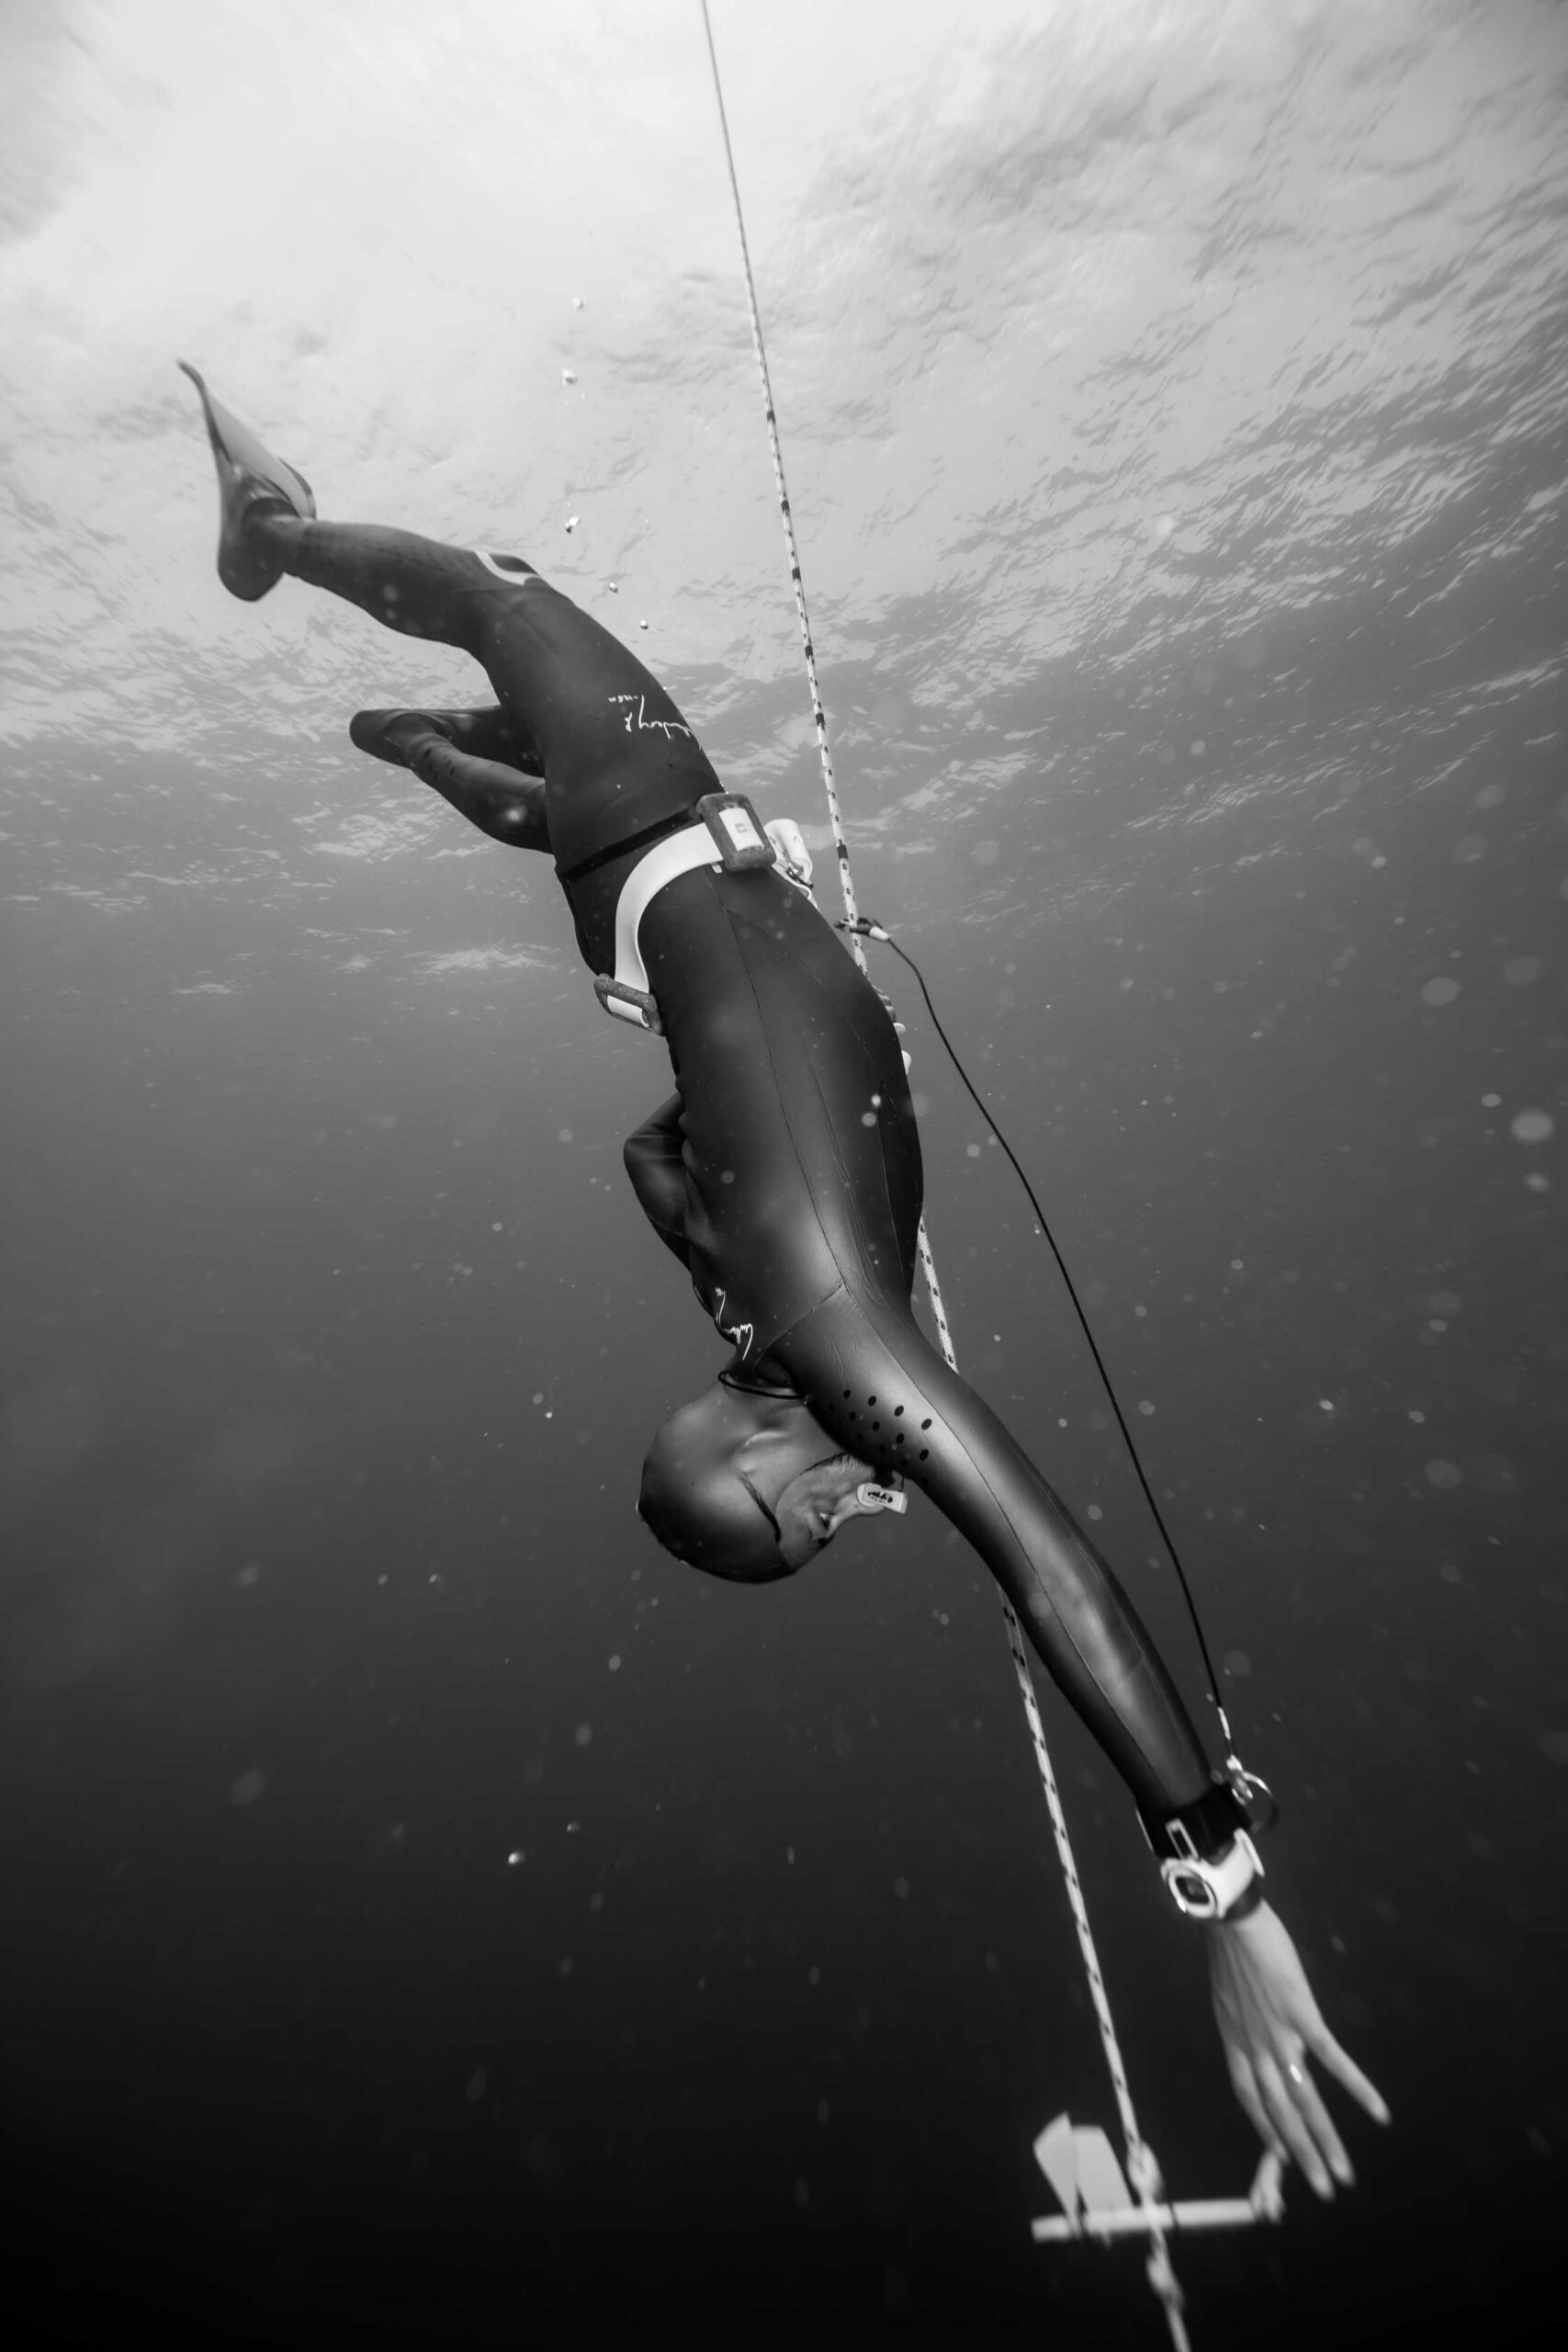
638, 1379, 900, 1580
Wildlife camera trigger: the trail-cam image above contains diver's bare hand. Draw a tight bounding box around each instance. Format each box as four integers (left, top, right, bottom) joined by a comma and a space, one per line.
1205, 1899, 1391, 2199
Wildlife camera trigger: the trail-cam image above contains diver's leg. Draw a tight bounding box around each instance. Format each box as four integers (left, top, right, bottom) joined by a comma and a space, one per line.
249, 514, 495, 659
349, 706, 539, 774
349, 709, 549, 850
182, 365, 716, 874
365, 703, 536, 768
183, 363, 501, 658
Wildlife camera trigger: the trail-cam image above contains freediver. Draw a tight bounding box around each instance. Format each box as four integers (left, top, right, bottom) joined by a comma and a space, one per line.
182, 364, 1390, 2201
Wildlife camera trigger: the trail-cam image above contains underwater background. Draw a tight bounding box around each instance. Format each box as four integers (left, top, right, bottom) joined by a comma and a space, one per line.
2, 2, 1564, 2340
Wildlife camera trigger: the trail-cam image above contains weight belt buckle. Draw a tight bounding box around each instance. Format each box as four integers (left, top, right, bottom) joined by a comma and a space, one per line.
593, 974, 664, 1035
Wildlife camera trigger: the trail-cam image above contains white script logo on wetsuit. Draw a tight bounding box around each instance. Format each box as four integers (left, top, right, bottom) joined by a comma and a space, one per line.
710, 1285, 755, 1360
610, 692, 693, 743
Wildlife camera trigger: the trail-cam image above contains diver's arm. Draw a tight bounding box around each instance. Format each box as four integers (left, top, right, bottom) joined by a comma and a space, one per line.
623, 1093, 693, 1269
778, 1286, 1393, 2193
778, 1286, 1212, 1817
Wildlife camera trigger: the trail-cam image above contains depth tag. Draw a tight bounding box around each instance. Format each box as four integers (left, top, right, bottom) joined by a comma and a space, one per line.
695, 791, 775, 869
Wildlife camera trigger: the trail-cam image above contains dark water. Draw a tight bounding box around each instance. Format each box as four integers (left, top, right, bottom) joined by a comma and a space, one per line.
4, 3, 1566, 2343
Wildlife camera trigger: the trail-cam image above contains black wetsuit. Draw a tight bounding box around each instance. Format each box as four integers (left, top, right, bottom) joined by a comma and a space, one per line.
265, 520, 1213, 1822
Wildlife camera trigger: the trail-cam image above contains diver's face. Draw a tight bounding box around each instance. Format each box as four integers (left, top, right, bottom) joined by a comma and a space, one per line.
770, 1451, 873, 1568
724, 1389, 893, 1570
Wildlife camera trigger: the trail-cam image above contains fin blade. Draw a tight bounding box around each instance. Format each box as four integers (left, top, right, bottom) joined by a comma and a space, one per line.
1074, 2127, 1134, 2216
178, 361, 315, 518
1032, 2113, 1081, 2217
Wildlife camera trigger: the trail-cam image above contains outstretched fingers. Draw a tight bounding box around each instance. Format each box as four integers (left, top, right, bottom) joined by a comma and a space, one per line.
1208, 1903, 1392, 2202
1248, 2051, 1338, 2199
1283, 2051, 1358, 2196
1224, 2051, 1287, 2169
1304, 2017, 1393, 2128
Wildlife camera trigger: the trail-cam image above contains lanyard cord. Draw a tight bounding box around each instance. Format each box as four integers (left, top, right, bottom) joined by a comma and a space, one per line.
850, 921, 1237, 1751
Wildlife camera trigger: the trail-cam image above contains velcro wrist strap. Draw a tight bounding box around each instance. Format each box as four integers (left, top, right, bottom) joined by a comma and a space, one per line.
1160, 1830, 1263, 1922
1141, 1779, 1250, 1867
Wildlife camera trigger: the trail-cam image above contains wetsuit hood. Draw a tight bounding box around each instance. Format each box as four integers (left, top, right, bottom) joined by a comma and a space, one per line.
638, 1385, 795, 1583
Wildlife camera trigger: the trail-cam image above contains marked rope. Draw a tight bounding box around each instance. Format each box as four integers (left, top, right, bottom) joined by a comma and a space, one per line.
698, 8, 1189, 2339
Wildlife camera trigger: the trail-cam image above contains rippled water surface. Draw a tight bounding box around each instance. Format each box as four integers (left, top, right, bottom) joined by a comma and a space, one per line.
2, 2, 1564, 2340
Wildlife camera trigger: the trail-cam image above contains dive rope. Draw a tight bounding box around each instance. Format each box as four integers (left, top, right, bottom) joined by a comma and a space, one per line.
697, 7, 1215, 2340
